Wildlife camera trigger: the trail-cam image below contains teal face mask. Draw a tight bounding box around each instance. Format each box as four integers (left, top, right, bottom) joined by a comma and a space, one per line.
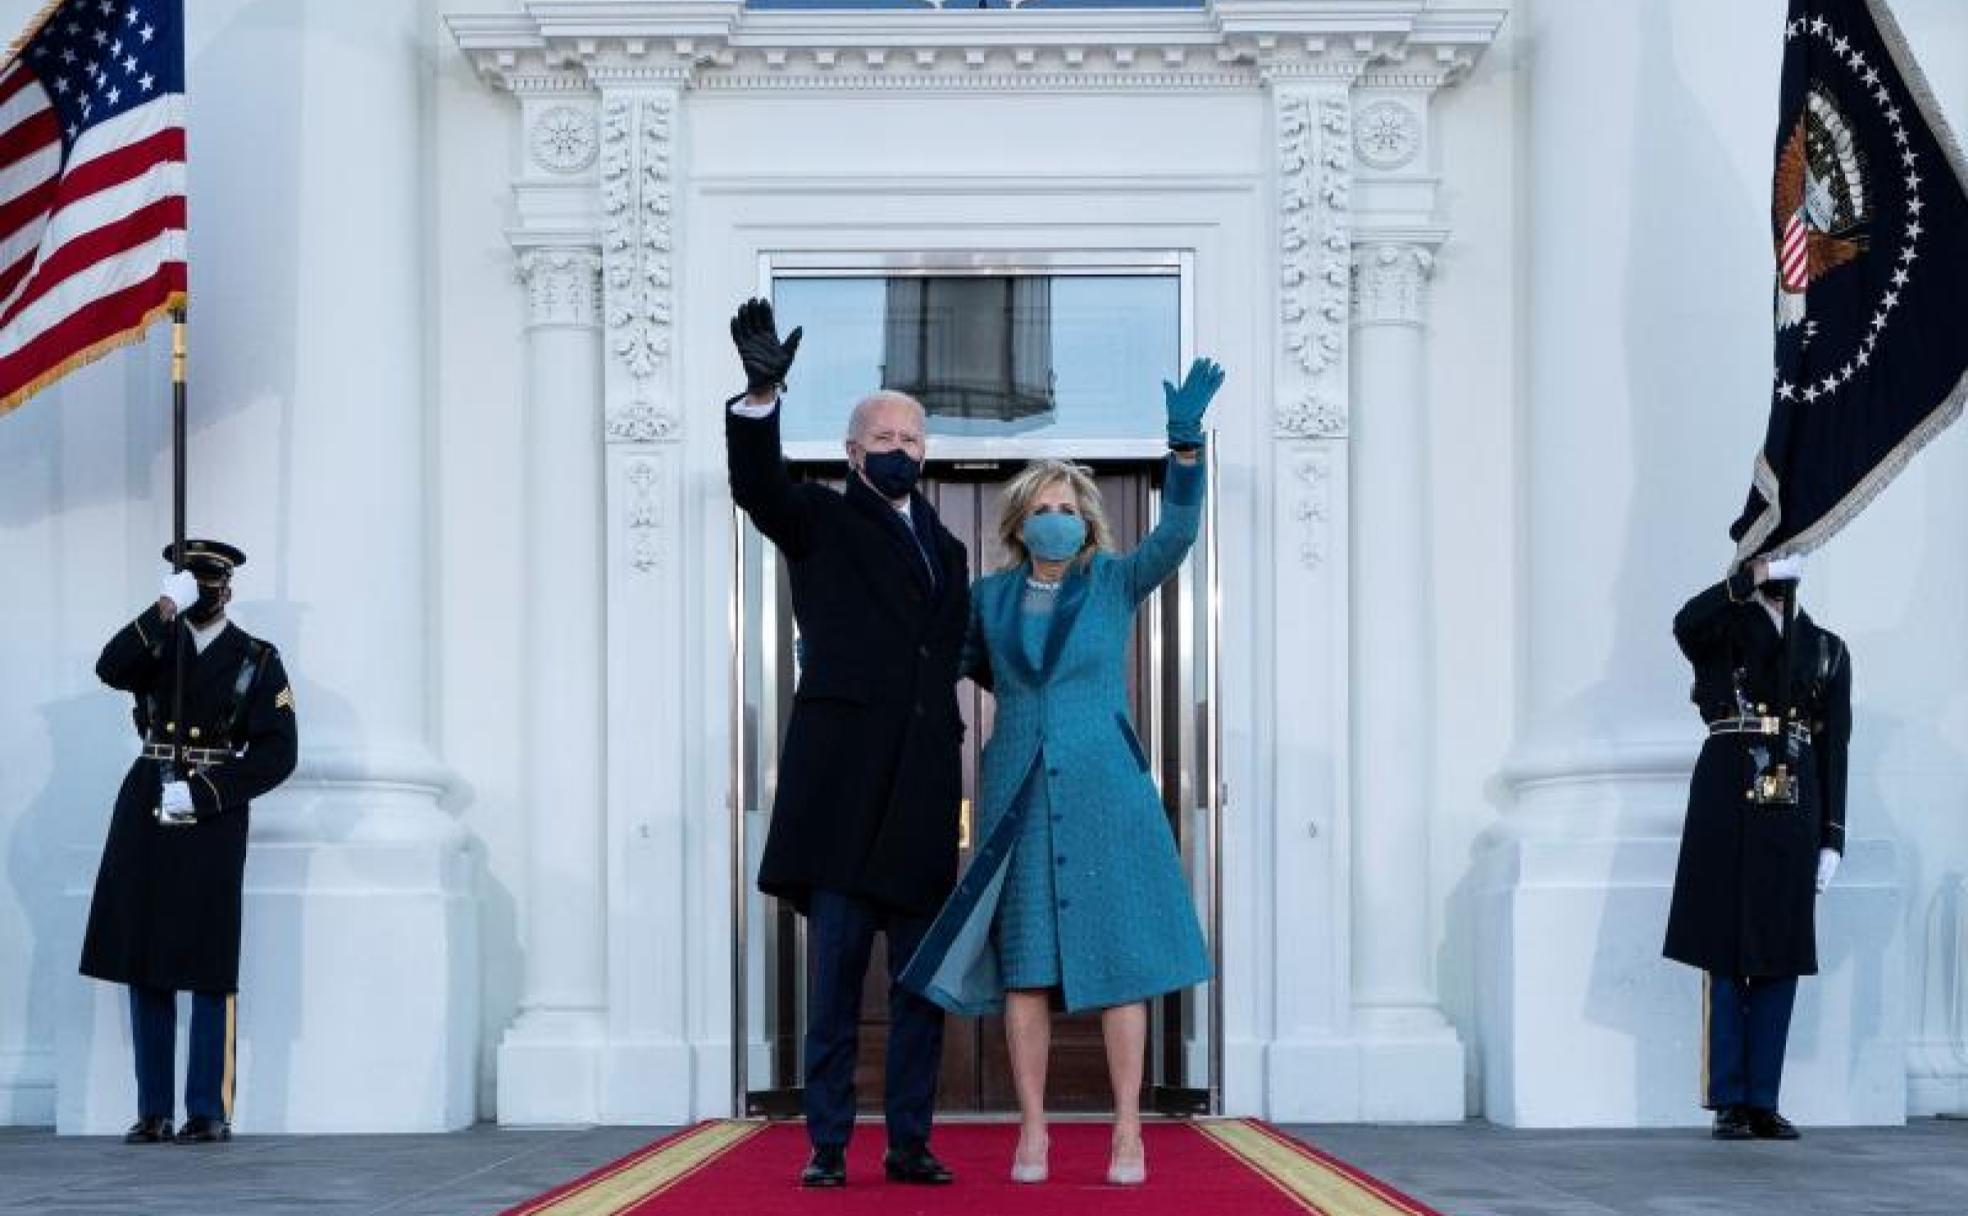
1021, 511, 1087, 562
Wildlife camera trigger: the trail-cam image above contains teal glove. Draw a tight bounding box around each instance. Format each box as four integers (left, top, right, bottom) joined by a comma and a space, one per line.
1163, 357, 1225, 449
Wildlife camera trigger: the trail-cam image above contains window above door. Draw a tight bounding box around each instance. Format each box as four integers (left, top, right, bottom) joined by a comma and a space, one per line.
767, 253, 1186, 453
744, 0, 1205, 10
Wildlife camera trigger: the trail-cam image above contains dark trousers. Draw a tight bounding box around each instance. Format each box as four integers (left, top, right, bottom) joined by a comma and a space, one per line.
129, 985, 235, 1122
1705, 973, 1798, 1112
803, 889, 944, 1150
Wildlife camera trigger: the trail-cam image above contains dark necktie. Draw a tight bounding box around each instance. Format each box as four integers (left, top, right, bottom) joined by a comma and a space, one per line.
900, 504, 939, 593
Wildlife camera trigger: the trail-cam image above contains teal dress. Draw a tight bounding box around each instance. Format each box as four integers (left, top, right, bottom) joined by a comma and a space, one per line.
994, 581, 1064, 989
901, 455, 1213, 1015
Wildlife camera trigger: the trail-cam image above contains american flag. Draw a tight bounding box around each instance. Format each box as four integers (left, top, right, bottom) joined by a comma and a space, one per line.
0, 0, 183, 416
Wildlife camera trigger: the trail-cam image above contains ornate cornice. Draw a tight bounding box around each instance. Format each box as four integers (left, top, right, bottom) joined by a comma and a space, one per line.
447, 4, 1503, 94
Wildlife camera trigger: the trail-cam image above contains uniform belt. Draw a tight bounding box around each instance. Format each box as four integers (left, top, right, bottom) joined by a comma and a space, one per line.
1706, 716, 1812, 748
141, 742, 231, 767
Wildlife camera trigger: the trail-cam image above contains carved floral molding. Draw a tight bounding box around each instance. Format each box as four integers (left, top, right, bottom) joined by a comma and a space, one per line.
624, 457, 663, 574
599, 92, 679, 443
1278, 89, 1352, 390
1291, 452, 1333, 569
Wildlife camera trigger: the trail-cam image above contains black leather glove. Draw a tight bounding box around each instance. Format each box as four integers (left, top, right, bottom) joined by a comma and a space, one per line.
730, 298, 803, 396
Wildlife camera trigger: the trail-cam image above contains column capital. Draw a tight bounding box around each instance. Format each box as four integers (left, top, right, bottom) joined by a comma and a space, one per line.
1350, 238, 1441, 329
517, 247, 603, 330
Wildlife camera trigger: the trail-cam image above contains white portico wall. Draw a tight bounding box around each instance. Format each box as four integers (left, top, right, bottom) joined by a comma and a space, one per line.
0, 0, 478, 1133
447, 0, 1502, 1124
1482, 0, 1968, 1128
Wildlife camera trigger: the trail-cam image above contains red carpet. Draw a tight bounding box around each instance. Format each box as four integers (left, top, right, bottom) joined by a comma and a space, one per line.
499, 1119, 1442, 1216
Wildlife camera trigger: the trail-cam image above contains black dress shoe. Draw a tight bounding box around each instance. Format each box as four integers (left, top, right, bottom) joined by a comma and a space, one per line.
1748, 1109, 1801, 1140
801, 1146, 846, 1187
174, 1115, 231, 1143
883, 1144, 953, 1185
1711, 1107, 1754, 1140
122, 1117, 173, 1145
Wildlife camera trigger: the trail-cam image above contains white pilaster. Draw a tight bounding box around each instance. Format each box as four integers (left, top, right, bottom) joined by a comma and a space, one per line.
496, 246, 611, 1125
1261, 76, 1362, 1122
591, 79, 699, 1125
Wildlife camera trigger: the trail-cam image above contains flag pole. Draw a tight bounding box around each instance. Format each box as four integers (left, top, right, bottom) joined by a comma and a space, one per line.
168, 305, 187, 775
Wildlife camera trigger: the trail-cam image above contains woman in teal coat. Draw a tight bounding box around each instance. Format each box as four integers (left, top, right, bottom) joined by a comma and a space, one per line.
901, 358, 1223, 1187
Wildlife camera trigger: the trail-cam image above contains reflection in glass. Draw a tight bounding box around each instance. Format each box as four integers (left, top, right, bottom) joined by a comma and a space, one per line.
743, 0, 1205, 8
770, 273, 1178, 443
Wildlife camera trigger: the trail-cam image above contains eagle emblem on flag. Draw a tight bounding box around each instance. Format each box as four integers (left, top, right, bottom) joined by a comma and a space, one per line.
1773, 88, 1869, 330
1730, 0, 1968, 566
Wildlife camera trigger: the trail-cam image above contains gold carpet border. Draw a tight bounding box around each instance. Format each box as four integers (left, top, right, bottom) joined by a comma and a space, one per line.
509, 1119, 765, 1216
1196, 1119, 1435, 1216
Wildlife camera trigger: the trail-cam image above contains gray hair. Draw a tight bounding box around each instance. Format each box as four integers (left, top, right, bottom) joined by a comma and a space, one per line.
846, 390, 927, 443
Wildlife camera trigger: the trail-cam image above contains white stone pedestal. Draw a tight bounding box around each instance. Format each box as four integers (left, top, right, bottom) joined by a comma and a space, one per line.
1480, 832, 1904, 1127
1266, 1030, 1466, 1124
56, 781, 478, 1133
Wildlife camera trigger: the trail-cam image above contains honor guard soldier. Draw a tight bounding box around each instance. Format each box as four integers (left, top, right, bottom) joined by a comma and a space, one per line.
78, 540, 299, 1144
1664, 554, 1850, 1141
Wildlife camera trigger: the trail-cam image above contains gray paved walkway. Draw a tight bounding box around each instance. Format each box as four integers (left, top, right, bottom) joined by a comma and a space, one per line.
0, 1119, 1963, 1216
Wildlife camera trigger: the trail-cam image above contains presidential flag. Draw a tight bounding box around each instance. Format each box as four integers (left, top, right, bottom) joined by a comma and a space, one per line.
0, 0, 184, 417
1731, 0, 1968, 565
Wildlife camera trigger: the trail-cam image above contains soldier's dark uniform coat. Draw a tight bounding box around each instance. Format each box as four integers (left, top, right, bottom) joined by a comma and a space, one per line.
1664, 571, 1850, 978
728, 406, 969, 916
80, 604, 299, 994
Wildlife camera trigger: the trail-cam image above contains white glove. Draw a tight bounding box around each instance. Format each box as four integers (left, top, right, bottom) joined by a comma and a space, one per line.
1815, 847, 1840, 894
158, 779, 196, 826
1763, 554, 1806, 584
159, 568, 199, 618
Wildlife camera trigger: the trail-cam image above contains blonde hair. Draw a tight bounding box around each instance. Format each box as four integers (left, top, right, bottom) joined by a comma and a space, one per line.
996, 460, 1114, 571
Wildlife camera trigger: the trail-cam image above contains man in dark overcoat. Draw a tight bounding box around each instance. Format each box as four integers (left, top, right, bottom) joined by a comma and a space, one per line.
724, 299, 969, 1187
80, 540, 299, 1144
1664, 554, 1849, 1141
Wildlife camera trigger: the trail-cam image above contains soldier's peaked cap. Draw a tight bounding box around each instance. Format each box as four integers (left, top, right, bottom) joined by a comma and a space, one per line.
161, 539, 246, 578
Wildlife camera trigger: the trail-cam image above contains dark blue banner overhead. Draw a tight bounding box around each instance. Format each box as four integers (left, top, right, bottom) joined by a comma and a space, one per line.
1731, 0, 1968, 566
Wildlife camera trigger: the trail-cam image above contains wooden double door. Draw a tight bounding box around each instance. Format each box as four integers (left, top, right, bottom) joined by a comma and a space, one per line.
747, 458, 1207, 1117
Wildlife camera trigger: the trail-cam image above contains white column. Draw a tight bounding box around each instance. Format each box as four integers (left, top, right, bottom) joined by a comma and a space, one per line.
1347, 237, 1463, 1120
1481, 0, 1904, 1128
60, 0, 477, 1134
496, 248, 611, 1124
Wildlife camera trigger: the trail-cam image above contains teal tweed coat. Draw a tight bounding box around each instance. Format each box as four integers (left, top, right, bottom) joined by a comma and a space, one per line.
901, 456, 1213, 1014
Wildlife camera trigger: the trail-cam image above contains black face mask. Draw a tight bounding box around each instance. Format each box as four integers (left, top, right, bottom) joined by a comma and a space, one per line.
185, 582, 228, 626
860, 449, 922, 499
